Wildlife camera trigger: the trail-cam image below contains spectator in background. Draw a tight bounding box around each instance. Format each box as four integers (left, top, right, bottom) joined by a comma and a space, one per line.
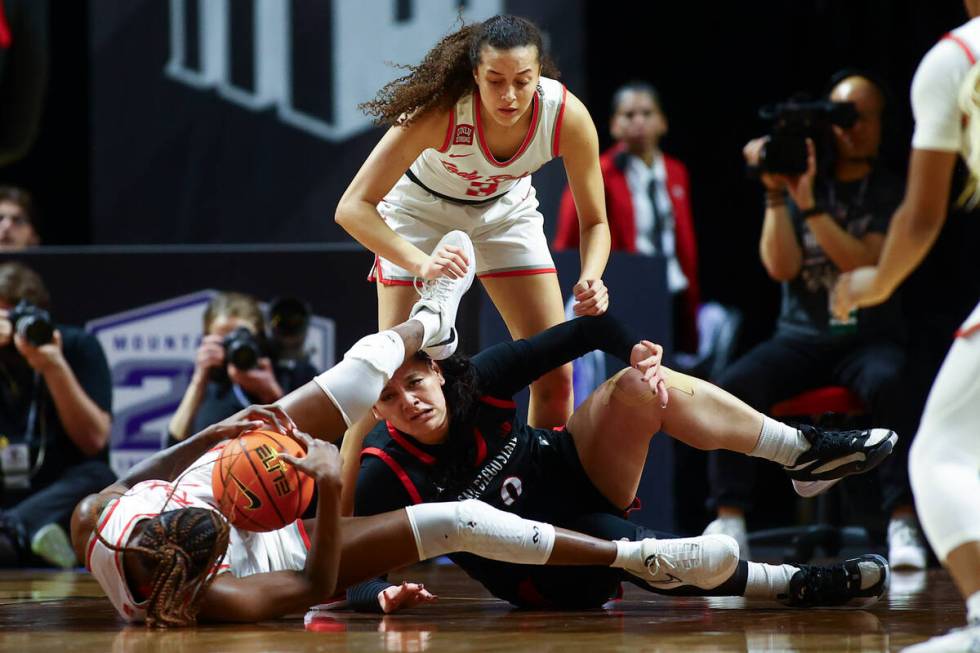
0, 185, 40, 251
553, 81, 700, 354
702, 73, 924, 568
167, 292, 317, 445
0, 261, 114, 568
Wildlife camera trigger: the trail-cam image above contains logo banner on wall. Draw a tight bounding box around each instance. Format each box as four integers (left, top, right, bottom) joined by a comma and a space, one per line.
90, 0, 584, 245
87, 290, 335, 476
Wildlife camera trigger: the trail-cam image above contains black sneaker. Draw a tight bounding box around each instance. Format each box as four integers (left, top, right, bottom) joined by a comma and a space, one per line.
782, 554, 890, 608
784, 425, 897, 485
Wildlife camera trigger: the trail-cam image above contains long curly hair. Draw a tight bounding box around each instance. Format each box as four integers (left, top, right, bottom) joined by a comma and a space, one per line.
98, 507, 230, 627
360, 14, 560, 127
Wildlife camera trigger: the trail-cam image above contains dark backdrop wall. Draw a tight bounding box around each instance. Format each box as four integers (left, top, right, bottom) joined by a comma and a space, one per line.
1, 0, 975, 343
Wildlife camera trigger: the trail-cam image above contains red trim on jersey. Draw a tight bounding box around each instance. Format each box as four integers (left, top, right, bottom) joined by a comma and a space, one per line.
474, 89, 541, 168
386, 421, 436, 465
479, 395, 516, 409
943, 32, 978, 65
477, 267, 557, 279
361, 447, 423, 504
0, 1, 11, 49
86, 498, 122, 571
552, 84, 568, 158
296, 519, 312, 551
955, 322, 980, 339
473, 428, 488, 466
438, 108, 456, 153
367, 256, 416, 286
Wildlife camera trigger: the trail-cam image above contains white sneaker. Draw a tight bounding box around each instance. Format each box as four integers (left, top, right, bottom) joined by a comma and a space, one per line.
31, 523, 77, 569
625, 534, 740, 590
888, 516, 928, 570
409, 230, 476, 360
902, 621, 980, 652
704, 515, 751, 560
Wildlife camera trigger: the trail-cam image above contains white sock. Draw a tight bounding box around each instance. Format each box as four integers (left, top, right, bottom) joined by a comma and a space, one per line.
744, 561, 800, 599
612, 539, 644, 569
749, 416, 810, 466
410, 311, 442, 347
968, 590, 980, 624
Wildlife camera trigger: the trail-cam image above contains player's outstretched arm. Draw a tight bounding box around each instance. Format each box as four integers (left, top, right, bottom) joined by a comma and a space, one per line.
69, 405, 294, 566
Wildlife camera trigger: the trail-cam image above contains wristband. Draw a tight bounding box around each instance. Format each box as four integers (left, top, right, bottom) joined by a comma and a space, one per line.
765, 190, 786, 208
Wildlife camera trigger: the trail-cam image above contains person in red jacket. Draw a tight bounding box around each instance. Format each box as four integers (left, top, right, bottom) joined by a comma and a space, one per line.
553, 82, 700, 353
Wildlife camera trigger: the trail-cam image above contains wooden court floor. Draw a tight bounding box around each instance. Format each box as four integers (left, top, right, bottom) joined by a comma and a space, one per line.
0, 562, 966, 652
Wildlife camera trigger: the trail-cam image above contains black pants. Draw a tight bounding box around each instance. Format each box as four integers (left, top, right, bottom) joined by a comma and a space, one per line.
706, 331, 907, 515
2, 459, 116, 553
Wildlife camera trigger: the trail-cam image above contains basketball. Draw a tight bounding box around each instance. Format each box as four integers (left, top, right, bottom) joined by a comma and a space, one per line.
211, 429, 315, 532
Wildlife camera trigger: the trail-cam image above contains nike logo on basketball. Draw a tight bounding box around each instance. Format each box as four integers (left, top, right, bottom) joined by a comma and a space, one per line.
449, 153, 473, 158
229, 472, 262, 510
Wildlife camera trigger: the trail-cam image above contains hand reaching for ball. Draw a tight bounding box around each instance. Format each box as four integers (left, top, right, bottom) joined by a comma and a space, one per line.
279, 430, 343, 489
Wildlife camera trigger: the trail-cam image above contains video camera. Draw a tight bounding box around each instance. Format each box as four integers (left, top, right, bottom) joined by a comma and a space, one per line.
756, 97, 857, 176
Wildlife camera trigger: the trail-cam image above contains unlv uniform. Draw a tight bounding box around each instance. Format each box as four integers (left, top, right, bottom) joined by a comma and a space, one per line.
369, 77, 568, 283
86, 445, 310, 623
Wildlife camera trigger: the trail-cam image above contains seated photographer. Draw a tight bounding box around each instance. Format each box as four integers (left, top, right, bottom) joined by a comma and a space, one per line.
703, 72, 924, 567
167, 292, 317, 445
0, 186, 41, 252
0, 262, 114, 568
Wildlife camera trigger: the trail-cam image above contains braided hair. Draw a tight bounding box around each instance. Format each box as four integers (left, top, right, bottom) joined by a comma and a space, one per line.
98, 507, 230, 627
360, 14, 560, 127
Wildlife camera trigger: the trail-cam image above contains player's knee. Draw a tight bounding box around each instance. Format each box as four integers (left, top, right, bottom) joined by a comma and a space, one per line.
606, 367, 658, 410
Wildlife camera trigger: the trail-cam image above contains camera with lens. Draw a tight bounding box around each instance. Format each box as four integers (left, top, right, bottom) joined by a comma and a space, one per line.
8, 300, 54, 347
222, 326, 263, 371
756, 97, 858, 176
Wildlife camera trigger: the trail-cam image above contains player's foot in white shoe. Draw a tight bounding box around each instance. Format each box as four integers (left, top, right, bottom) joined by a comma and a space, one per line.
624, 534, 740, 591
888, 515, 929, 571
409, 230, 476, 359
785, 426, 897, 492
781, 554, 890, 608
902, 621, 980, 652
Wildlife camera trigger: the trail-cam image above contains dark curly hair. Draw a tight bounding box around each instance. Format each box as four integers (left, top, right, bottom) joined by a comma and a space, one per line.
360, 14, 560, 127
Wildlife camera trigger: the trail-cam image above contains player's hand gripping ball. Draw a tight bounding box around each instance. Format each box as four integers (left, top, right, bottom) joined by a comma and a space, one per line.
212, 429, 315, 532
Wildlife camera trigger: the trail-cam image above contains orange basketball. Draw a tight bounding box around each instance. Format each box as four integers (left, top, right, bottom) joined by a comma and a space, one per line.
211, 429, 315, 532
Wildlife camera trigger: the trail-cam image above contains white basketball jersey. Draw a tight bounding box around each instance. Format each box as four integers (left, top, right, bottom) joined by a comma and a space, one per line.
407, 76, 567, 202
87, 445, 309, 623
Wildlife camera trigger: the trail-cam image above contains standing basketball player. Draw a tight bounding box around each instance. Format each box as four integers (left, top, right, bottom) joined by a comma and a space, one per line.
833, 3, 980, 650
335, 15, 612, 506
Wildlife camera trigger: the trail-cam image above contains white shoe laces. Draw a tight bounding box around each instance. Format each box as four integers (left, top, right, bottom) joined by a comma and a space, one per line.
413, 275, 454, 306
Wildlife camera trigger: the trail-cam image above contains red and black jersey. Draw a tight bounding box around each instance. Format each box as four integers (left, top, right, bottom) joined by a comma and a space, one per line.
351, 314, 639, 610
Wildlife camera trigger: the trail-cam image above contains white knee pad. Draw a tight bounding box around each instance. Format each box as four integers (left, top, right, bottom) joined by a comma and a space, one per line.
405, 500, 556, 565
313, 331, 405, 426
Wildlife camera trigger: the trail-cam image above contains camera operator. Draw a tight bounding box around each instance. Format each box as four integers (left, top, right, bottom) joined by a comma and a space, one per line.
703, 73, 924, 568
0, 262, 114, 568
167, 291, 317, 444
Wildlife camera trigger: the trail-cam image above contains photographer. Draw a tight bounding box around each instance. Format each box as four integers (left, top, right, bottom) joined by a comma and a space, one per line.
0, 186, 41, 252
167, 291, 317, 444
0, 262, 114, 567
703, 73, 923, 567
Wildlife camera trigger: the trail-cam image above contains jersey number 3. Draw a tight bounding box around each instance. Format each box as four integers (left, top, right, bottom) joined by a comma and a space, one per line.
467, 180, 499, 197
